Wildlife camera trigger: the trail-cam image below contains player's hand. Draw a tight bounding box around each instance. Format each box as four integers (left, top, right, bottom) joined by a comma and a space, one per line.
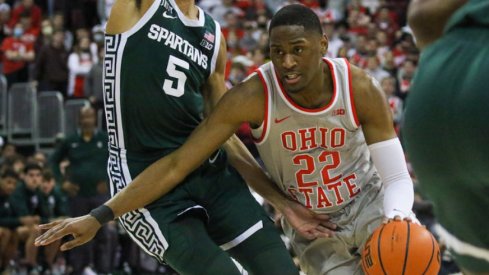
282, 201, 336, 240
383, 212, 420, 225
35, 215, 101, 251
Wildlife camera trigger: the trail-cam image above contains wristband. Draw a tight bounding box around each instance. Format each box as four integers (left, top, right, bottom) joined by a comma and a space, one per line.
89, 205, 114, 225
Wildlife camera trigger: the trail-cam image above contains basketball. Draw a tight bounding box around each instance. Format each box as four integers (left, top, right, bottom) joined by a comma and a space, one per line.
361, 220, 441, 275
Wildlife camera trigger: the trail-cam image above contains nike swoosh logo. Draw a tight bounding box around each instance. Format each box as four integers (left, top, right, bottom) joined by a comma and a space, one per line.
163, 11, 177, 19
209, 150, 221, 164
274, 116, 291, 123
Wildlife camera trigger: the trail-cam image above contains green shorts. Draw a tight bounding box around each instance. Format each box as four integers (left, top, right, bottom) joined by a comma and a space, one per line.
108, 148, 272, 263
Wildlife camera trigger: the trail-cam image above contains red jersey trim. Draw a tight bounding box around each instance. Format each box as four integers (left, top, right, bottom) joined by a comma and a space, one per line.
345, 58, 360, 127
273, 58, 337, 114
252, 69, 269, 144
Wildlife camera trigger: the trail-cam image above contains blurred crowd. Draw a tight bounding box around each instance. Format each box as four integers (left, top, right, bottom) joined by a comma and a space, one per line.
0, 0, 462, 274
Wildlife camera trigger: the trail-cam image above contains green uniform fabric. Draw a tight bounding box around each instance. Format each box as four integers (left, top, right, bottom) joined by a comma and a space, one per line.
50, 130, 108, 197
0, 193, 21, 228
403, 0, 489, 271
38, 186, 69, 219
9, 181, 47, 223
115, 4, 216, 158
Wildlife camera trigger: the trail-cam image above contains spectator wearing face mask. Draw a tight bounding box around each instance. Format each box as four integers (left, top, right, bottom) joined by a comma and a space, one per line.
7, 0, 41, 35
0, 22, 35, 87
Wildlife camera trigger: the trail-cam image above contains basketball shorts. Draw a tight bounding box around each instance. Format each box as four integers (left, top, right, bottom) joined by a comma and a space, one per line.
282, 176, 384, 275
107, 147, 273, 264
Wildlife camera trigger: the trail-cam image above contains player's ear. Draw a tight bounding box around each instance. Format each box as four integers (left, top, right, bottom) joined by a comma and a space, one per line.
321, 34, 329, 55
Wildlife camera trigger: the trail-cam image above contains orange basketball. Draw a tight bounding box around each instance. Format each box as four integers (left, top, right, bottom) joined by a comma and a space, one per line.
361, 220, 441, 275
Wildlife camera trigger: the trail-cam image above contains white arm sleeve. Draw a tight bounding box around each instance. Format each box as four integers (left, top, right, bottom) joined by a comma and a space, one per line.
368, 138, 414, 219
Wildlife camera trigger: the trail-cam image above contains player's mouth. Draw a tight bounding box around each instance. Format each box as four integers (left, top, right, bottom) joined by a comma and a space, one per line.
284, 73, 301, 85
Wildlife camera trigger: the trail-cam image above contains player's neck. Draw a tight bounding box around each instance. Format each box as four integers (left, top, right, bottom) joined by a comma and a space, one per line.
288, 62, 333, 109
175, 0, 199, 19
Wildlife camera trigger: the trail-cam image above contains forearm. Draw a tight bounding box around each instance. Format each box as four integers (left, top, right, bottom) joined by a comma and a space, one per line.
368, 138, 414, 218
104, 155, 185, 218
224, 135, 291, 212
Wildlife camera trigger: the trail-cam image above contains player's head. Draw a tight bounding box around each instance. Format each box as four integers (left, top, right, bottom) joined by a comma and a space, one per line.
268, 4, 328, 93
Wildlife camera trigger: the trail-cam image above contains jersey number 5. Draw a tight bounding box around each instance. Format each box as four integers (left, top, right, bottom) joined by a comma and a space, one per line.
163, 55, 189, 97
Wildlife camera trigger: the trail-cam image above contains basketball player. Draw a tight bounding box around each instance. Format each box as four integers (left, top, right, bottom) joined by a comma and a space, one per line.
405, 0, 489, 273
36, 0, 322, 274
36, 4, 415, 274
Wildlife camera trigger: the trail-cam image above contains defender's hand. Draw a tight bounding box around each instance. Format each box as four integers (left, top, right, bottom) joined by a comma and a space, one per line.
35, 215, 101, 251
282, 201, 337, 240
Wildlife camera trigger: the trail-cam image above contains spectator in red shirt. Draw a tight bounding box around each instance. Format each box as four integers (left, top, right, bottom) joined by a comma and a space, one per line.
1, 22, 35, 87
7, 0, 41, 35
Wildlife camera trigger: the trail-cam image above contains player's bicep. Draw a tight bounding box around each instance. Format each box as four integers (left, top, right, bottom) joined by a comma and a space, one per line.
352, 68, 396, 145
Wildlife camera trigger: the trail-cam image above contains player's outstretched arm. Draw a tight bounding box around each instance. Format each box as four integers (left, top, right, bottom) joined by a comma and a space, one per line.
34, 71, 269, 249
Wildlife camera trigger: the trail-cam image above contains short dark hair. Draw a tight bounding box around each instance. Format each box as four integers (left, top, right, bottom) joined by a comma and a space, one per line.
269, 4, 323, 36
42, 170, 54, 181
1, 168, 18, 180
24, 162, 42, 174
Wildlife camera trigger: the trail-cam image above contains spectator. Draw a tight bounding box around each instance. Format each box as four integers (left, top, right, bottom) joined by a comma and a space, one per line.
7, 0, 41, 35
380, 75, 403, 128
10, 163, 57, 273
365, 55, 390, 82
52, 11, 73, 51
84, 45, 104, 110
0, 21, 35, 87
322, 20, 343, 58
0, 3, 11, 47
97, 0, 114, 26
67, 36, 95, 97
49, 106, 115, 274
0, 169, 19, 272
397, 59, 416, 101
207, 0, 243, 27
35, 29, 69, 95
36, 18, 54, 49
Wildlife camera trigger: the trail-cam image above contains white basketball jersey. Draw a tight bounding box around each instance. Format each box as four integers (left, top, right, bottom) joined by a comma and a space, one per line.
251, 58, 378, 214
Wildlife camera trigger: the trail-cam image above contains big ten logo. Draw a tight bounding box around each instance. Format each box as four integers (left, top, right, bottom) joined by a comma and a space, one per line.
200, 39, 213, 50
332, 108, 345, 116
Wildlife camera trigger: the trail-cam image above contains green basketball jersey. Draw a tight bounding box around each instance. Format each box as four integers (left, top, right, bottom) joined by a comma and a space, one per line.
403, 0, 489, 269
104, 0, 221, 161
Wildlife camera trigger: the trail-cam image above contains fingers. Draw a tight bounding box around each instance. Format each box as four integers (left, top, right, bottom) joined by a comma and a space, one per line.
319, 220, 337, 231
37, 219, 64, 230
313, 213, 332, 221
35, 221, 72, 246
60, 236, 88, 251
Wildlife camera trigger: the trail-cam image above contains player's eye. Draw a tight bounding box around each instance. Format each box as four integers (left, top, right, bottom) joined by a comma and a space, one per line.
294, 47, 303, 54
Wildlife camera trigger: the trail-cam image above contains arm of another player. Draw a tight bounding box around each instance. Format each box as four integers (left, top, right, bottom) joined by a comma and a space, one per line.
350, 65, 415, 222
35, 79, 260, 250
407, 0, 467, 50
202, 36, 336, 239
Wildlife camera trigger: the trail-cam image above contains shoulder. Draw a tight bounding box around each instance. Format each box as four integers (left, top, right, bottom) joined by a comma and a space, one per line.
349, 64, 389, 124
